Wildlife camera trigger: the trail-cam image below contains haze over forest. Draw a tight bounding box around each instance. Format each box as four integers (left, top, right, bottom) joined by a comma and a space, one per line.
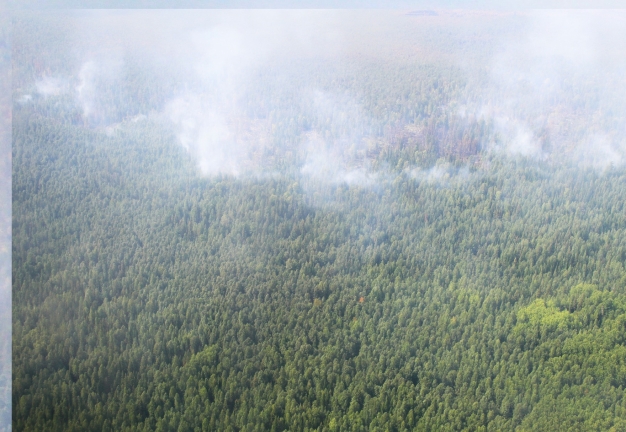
12, 9, 626, 431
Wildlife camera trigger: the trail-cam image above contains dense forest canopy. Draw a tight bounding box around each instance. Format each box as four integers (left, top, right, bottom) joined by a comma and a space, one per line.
12, 10, 626, 431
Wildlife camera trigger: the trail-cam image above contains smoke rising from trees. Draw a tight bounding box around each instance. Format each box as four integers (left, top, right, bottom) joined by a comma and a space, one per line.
13, 10, 626, 180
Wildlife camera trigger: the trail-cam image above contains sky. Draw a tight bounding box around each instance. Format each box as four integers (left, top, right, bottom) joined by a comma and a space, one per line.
6, 0, 626, 9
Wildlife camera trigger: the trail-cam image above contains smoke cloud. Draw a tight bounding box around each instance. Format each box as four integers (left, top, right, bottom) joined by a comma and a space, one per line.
166, 95, 240, 176
409, 162, 472, 186
14, 9, 626, 180
478, 10, 626, 169
35, 76, 66, 97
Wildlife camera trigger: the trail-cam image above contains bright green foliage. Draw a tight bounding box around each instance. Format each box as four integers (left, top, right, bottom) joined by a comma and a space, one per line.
515, 299, 571, 332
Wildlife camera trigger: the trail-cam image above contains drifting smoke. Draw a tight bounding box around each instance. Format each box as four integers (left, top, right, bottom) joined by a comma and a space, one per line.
59, 10, 358, 178
75, 56, 127, 126
161, 11, 360, 179
479, 10, 626, 169
75, 61, 97, 119
575, 134, 624, 170
17, 11, 415, 183
299, 89, 374, 185
493, 116, 544, 159
35, 76, 66, 96
409, 162, 472, 186
16, 95, 31, 104
14, 9, 626, 179
166, 95, 240, 176
301, 135, 377, 186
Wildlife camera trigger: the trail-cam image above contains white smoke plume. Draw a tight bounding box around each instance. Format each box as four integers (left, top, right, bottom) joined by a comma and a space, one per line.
166, 95, 240, 176
575, 134, 624, 170
35, 76, 66, 96
477, 10, 626, 169
298, 88, 374, 185
75, 61, 97, 119
300, 131, 377, 186
409, 161, 472, 185
159, 11, 352, 179
18, 10, 626, 178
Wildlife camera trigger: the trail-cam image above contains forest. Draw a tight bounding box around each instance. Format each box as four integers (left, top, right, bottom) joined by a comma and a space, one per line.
12, 10, 626, 431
